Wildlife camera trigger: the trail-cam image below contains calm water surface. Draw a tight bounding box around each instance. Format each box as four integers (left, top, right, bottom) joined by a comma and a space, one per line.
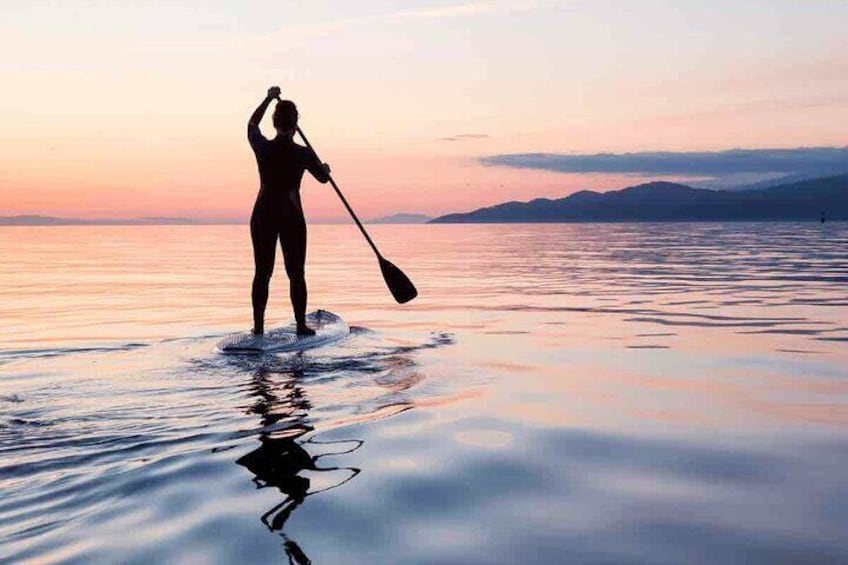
1, 223, 847, 564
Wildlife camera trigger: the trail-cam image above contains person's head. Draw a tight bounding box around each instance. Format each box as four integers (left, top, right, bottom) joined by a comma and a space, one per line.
273, 100, 298, 135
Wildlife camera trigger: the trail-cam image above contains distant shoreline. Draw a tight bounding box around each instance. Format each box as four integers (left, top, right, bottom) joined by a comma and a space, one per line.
2, 219, 844, 227
0, 214, 432, 226
430, 175, 848, 224
426, 218, 847, 224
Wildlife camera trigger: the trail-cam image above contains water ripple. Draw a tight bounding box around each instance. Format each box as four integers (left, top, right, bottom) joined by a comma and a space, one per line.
1, 223, 846, 563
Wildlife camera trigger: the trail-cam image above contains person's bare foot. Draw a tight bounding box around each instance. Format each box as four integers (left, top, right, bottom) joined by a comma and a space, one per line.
296, 324, 315, 336
252, 326, 264, 336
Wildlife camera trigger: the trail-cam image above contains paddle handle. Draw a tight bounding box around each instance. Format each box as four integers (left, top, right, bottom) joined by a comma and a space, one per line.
295, 126, 382, 258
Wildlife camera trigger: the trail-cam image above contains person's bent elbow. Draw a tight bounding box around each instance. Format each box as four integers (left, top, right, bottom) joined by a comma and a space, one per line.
316, 163, 331, 183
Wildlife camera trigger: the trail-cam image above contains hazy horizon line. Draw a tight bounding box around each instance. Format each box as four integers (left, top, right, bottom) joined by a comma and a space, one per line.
5, 169, 845, 226
0, 213, 433, 226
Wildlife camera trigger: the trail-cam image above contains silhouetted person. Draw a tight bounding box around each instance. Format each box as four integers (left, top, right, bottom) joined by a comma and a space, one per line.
248, 86, 330, 335
821, 210, 826, 224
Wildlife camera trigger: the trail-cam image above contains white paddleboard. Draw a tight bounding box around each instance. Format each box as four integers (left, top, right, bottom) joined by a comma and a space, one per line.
217, 309, 349, 354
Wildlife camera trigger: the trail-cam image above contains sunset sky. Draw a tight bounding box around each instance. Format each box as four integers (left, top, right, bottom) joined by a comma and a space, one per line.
1, 0, 847, 221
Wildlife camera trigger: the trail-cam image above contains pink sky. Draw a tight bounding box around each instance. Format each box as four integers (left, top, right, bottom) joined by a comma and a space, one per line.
1, 1, 847, 221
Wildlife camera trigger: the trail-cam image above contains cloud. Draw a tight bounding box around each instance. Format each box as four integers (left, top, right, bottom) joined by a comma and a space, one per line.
259, 1, 546, 43
376, 1, 543, 21
438, 133, 490, 142
480, 147, 848, 178
131, 1, 548, 55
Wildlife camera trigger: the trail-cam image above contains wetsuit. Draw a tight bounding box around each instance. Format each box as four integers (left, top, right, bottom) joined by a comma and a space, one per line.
248, 123, 329, 331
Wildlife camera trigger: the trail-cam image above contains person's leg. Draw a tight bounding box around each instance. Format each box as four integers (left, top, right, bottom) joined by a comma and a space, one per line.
250, 212, 277, 334
280, 218, 313, 335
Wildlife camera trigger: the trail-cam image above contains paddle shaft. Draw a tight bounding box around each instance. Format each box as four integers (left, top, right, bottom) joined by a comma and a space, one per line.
295, 126, 382, 258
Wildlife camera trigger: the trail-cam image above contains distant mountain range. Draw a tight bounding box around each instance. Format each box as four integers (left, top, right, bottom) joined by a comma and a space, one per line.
0, 215, 237, 226
431, 174, 848, 223
1, 213, 434, 226
366, 213, 432, 224
7, 175, 846, 226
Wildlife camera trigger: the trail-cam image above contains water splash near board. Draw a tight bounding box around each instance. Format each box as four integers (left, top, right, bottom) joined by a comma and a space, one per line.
216, 310, 349, 354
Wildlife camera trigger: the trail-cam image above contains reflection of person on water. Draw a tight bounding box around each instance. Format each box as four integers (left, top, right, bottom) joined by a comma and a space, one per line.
237, 370, 360, 563
248, 86, 331, 336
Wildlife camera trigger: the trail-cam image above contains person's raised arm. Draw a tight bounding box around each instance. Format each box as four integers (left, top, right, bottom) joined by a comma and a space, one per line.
249, 86, 281, 127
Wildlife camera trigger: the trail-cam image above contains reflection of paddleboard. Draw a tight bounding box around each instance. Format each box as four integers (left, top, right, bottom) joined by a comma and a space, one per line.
217, 310, 349, 355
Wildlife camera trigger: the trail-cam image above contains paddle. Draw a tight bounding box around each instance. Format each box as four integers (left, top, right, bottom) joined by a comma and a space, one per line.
295, 125, 418, 304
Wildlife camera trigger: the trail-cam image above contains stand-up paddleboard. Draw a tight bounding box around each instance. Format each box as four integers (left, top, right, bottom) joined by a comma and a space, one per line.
217, 310, 349, 354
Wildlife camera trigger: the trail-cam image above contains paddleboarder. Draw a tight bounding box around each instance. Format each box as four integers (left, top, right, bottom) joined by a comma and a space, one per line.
248, 86, 330, 336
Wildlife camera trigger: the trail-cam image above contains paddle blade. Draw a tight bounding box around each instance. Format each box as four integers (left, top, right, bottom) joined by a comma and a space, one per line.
379, 257, 418, 304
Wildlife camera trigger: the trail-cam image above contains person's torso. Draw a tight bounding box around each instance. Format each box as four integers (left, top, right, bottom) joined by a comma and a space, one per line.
253, 138, 309, 209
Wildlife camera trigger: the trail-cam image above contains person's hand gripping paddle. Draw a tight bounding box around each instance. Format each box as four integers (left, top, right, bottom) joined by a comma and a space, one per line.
293, 112, 418, 304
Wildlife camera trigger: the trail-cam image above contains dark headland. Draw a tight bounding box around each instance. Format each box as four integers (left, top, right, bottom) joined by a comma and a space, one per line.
430, 174, 848, 223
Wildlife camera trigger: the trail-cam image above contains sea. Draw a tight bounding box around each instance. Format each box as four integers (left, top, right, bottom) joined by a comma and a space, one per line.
1, 222, 847, 564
